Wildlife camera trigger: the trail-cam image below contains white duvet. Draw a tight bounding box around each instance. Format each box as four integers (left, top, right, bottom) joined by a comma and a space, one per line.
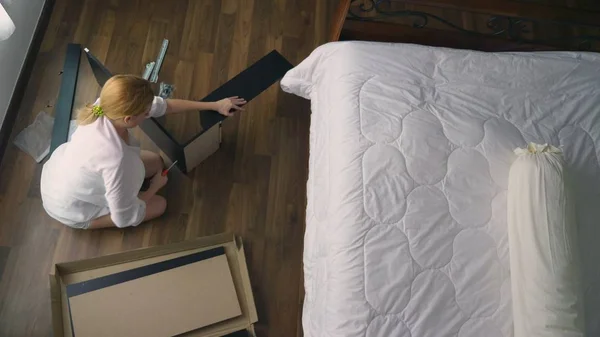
280, 41, 600, 337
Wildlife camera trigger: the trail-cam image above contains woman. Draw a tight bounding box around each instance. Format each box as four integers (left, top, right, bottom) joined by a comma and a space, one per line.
40, 74, 246, 229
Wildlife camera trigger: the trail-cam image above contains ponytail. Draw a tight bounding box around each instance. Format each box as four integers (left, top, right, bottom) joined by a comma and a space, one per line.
75, 75, 154, 126
76, 104, 100, 125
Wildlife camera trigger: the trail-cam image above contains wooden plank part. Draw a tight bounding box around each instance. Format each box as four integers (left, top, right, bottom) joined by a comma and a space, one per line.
138, 117, 186, 171
84, 47, 112, 87
49, 44, 81, 155
197, 50, 293, 134
183, 123, 221, 172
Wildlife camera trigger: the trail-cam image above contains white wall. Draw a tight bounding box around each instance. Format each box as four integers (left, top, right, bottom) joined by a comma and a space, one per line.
0, 0, 46, 126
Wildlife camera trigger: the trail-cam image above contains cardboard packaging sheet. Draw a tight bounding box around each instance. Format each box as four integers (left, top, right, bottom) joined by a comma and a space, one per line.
68, 254, 241, 337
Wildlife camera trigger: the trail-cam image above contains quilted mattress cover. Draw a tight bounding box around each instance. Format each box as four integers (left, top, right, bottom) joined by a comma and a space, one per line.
281, 41, 600, 337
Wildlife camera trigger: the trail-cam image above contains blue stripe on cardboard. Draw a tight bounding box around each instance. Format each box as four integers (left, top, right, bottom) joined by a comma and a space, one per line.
66, 246, 225, 298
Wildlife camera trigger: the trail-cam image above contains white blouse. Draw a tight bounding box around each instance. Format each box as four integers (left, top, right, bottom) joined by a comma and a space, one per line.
40, 96, 167, 228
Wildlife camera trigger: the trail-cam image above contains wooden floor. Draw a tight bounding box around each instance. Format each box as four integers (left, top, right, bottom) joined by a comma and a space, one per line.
0, 0, 335, 336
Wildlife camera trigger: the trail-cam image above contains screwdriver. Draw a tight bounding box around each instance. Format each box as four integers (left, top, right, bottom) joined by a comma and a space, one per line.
162, 160, 178, 176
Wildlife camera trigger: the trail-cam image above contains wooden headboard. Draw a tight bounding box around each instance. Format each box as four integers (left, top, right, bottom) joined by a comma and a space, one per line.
331, 0, 600, 52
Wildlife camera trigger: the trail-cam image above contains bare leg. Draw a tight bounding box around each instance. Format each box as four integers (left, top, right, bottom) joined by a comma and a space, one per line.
88, 195, 167, 229
141, 150, 164, 178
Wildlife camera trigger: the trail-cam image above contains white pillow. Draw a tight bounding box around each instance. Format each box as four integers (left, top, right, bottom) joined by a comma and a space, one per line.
507, 143, 586, 337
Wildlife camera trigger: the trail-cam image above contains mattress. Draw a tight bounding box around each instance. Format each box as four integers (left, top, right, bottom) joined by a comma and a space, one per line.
280, 41, 600, 337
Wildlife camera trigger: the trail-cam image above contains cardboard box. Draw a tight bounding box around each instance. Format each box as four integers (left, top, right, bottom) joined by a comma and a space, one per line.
49, 233, 258, 337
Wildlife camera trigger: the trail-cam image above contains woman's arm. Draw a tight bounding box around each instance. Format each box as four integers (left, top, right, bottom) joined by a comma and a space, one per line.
102, 160, 147, 228
165, 99, 216, 114
165, 96, 246, 116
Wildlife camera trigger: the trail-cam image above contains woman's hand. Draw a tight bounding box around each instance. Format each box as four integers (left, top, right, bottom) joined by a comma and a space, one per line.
149, 171, 168, 191
139, 172, 168, 203
214, 96, 247, 116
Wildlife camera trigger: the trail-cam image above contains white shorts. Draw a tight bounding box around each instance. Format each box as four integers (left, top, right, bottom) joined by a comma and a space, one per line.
44, 205, 110, 230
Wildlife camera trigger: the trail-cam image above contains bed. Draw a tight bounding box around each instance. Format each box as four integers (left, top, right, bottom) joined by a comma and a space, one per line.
280, 2, 600, 336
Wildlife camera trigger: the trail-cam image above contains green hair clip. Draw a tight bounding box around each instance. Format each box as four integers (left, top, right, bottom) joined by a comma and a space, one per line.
92, 105, 104, 117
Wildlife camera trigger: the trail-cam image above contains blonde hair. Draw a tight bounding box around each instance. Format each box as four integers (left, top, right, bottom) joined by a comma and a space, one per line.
77, 74, 154, 125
